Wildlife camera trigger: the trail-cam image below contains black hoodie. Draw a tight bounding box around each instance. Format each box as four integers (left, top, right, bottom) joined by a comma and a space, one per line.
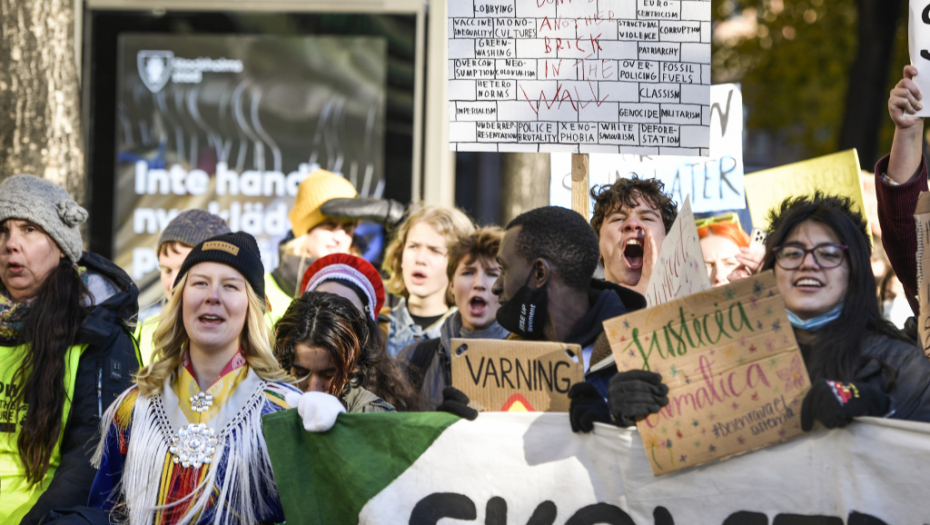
21, 252, 139, 525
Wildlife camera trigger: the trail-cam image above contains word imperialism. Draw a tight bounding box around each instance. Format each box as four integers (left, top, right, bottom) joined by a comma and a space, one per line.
449, 0, 712, 153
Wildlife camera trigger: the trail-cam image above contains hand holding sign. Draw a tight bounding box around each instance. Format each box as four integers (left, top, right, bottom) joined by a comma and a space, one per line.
889, 65, 924, 124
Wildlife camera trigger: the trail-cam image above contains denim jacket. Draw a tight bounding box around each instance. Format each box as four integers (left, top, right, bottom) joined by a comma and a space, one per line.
384, 298, 456, 358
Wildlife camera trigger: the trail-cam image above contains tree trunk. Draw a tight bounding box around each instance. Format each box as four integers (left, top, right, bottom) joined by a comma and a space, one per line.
839, 0, 904, 169
0, 0, 84, 203
499, 153, 550, 225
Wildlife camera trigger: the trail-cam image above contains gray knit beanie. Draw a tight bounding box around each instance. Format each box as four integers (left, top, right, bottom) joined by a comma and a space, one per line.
157, 209, 230, 252
0, 174, 87, 263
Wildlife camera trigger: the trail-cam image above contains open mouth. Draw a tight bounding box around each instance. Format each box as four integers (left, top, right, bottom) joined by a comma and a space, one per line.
794, 278, 824, 289
410, 270, 428, 284
623, 238, 644, 270
468, 296, 487, 316
6, 262, 24, 274
199, 314, 225, 326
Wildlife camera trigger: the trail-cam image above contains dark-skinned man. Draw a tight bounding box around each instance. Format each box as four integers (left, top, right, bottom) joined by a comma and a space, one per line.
490, 206, 664, 432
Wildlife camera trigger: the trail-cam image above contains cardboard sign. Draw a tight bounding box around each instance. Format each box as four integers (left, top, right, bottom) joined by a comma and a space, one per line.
910, 0, 930, 117
448, 0, 712, 154
645, 198, 711, 306
549, 84, 745, 213
603, 271, 810, 475
744, 150, 870, 235
914, 191, 930, 355
450, 338, 583, 412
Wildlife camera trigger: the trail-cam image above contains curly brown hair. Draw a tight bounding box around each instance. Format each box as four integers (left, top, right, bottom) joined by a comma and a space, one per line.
589, 176, 678, 236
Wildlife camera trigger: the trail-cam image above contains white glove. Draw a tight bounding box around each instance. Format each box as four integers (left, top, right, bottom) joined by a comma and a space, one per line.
285, 391, 346, 432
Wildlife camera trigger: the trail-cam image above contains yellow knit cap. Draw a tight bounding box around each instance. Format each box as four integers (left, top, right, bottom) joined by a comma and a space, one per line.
289, 170, 358, 237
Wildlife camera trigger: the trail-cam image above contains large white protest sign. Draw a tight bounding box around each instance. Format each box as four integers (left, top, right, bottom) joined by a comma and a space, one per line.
448, 0, 712, 153
550, 84, 744, 213
266, 411, 930, 524
910, 0, 930, 117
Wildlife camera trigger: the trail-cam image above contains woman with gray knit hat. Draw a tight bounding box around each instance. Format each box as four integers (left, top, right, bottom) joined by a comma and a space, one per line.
0, 175, 140, 524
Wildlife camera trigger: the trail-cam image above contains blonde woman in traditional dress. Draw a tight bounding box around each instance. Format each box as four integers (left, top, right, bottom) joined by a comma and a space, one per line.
88, 232, 298, 524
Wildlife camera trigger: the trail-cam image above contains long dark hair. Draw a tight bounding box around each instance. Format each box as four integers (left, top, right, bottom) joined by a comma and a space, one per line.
14, 259, 89, 484
762, 193, 906, 387
356, 315, 422, 411
274, 292, 366, 397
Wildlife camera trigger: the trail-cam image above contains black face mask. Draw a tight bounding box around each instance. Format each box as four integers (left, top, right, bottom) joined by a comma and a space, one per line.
496, 273, 548, 340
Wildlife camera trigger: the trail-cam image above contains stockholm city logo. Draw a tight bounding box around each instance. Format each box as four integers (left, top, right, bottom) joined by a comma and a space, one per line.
138, 50, 174, 93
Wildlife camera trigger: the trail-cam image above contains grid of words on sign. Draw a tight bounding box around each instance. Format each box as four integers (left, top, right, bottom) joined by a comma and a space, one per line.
449, 0, 712, 154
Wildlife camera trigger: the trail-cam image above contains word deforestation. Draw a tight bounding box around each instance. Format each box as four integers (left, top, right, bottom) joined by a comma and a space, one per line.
449, 0, 712, 154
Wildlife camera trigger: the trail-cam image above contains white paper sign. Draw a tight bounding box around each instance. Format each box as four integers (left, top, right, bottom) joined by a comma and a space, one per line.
448, 0, 712, 154
910, 0, 930, 117
549, 84, 744, 213
644, 198, 710, 305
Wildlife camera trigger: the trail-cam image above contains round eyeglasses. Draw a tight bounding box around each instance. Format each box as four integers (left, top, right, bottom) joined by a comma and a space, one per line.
773, 243, 848, 270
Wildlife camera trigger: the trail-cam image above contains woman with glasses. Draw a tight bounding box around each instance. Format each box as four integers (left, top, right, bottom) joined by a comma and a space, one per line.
606, 193, 930, 431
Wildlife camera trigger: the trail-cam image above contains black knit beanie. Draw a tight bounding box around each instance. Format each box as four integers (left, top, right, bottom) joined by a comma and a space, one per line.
174, 231, 265, 299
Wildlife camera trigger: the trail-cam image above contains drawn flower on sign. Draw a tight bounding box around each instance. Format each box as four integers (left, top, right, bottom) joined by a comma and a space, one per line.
778, 429, 786, 437
765, 341, 774, 351
623, 320, 630, 329
775, 355, 805, 393
674, 420, 681, 427
749, 296, 758, 309
724, 288, 736, 301
724, 347, 734, 357
680, 455, 687, 463
708, 413, 716, 421
768, 290, 775, 297
645, 434, 664, 470
757, 321, 764, 330
693, 440, 702, 448
769, 357, 780, 368
737, 436, 745, 445
692, 419, 699, 427
751, 392, 759, 401
738, 356, 745, 365
670, 365, 679, 377
666, 439, 673, 449
628, 350, 636, 358
709, 444, 717, 453
749, 344, 757, 353
731, 402, 739, 410
772, 320, 782, 332
739, 337, 746, 347
765, 305, 774, 316
684, 375, 692, 384
753, 281, 764, 296
676, 429, 683, 439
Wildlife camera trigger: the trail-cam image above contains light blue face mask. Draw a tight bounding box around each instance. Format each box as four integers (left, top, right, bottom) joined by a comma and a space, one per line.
786, 304, 843, 332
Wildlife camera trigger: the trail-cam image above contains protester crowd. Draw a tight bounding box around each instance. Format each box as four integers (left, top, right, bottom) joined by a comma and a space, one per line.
2, 68, 930, 524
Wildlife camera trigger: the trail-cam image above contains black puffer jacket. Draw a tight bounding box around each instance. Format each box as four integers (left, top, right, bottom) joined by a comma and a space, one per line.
21, 252, 139, 525
852, 333, 930, 422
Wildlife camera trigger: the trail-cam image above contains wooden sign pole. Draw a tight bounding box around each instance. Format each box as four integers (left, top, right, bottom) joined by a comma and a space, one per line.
571, 153, 589, 218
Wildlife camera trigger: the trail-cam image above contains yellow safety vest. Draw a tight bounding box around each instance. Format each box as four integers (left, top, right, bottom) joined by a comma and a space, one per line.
0, 343, 86, 523
135, 317, 158, 367
264, 272, 294, 331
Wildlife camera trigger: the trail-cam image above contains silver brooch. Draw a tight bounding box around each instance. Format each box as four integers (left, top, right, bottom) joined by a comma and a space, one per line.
190, 392, 213, 413
169, 423, 218, 469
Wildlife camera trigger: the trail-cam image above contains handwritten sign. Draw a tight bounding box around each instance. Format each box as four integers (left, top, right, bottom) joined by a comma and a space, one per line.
450, 338, 583, 412
910, 1, 930, 117
448, 0, 712, 153
915, 192, 930, 355
646, 199, 710, 306
603, 271, 810, 475
549, 84, 744, 213
743, 150, 869, 235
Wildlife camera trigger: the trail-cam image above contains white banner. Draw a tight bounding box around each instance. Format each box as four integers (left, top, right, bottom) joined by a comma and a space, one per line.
360, 414, 929, 524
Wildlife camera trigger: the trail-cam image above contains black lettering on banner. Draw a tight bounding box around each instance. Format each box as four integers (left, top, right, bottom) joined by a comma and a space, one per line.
723, 511, 768, 525
772, 515, 842, 525
467, 356, 485, 385
847, 511, 890, 525
484, 359, 500, 388
527, 501, 557, 525
500, 358, 515, 389
923, 4, 930, 61
409, 493, 476, 525
565, 503, 636, 525
485, 496, 507, 525
653, 506, 675, 525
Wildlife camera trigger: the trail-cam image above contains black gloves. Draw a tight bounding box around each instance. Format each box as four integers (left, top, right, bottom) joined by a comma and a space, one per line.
607, 370, 669, 427
437, 386, 478, 421
568, 382, 611, 433
801, 380, 891, 431
320, 197, 408, 229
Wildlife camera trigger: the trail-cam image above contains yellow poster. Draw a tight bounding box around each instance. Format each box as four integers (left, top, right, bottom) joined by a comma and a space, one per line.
744, 150, 869, 234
